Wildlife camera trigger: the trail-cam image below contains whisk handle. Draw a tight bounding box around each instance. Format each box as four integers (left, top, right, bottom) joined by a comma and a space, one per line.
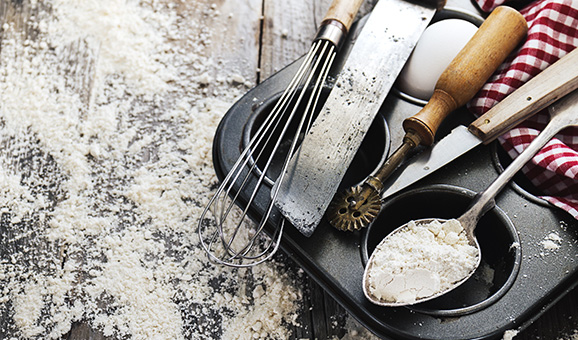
323, 0, 365, 32
315, 0, 364, 48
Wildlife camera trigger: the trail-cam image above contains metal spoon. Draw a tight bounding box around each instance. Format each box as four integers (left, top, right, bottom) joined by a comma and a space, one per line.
363, 87, 578, 307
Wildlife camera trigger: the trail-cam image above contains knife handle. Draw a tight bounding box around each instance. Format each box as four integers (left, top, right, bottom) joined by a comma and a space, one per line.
469, 46, 578, 144
323, 0, 365, 32
403, 6, 528, 146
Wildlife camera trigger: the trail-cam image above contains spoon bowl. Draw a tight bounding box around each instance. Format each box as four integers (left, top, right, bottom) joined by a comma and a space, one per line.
363, 217, 481, 307
364, 87, 578, 307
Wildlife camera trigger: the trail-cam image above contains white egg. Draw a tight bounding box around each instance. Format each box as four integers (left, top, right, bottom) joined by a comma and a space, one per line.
396, 18, 479, 101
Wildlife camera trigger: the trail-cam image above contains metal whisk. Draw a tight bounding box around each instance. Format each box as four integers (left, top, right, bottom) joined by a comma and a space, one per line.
198, 0, 364, 267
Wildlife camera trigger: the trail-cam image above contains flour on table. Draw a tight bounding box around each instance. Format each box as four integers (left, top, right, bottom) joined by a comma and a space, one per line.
0, 1, 303, 339
366, 219, 479, 304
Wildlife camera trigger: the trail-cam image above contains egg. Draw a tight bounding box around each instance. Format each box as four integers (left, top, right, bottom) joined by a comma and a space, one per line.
396, 18, 479, 101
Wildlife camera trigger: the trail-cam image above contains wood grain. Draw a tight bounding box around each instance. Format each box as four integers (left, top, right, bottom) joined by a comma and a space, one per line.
259, 0, 375, 81
260, 1, 320, 80
323, 0, 365, 30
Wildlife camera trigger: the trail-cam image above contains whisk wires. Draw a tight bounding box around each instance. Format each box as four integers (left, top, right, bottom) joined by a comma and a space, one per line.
198, 39, 338, 267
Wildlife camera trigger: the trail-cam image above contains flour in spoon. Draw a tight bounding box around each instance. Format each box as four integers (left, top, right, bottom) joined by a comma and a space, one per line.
366, 219, 479, 304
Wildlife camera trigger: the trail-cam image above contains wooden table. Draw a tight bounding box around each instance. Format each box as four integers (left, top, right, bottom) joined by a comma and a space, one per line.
1, 0, 576, 339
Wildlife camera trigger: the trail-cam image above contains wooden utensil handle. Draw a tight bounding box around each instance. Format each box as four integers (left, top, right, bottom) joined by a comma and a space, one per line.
469, 46, 578, 143
403, 6, 528, 146
323, 0, 365, 32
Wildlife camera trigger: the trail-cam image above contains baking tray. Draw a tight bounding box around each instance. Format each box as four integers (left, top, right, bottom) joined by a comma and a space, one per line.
211, 4, 578, 339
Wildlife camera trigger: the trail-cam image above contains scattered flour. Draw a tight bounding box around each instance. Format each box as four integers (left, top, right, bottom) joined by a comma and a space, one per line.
539, 231, 564, 258
0, 0, 306, 339
541, 232, 563, 251
502, 329, 519, 340
365, 219, 479, 304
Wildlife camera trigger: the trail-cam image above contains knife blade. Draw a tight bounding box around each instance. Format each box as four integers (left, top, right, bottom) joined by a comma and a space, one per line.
382, 45, 578, 199
273, 0, 445, 237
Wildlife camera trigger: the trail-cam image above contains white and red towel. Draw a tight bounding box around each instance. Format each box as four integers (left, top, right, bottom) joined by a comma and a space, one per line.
468, 0, 578, 219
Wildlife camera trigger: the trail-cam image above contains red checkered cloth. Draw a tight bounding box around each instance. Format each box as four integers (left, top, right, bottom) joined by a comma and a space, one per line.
468, 0, 578, 219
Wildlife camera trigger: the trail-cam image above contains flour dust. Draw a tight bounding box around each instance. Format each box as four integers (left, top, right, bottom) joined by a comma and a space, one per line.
0, 0, 304, 339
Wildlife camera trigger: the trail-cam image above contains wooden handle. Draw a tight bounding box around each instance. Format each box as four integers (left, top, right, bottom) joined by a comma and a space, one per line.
469, 46, 578, 143
323, 0, 365, 32
403, 6, 528, 146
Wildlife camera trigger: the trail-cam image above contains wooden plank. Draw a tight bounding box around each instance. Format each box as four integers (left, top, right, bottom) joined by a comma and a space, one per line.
259, 0, 376, 81
260, 0, 331, 80
167, 0, 262, 88
203, 0, 263, 86
62, 323, 110, 340
323, 289, 347, 338
309, 275, 330, 339
257, 2, 377, 339
55, 3, 263, 339
0, 0, 263, 339
258, 2, 347, 338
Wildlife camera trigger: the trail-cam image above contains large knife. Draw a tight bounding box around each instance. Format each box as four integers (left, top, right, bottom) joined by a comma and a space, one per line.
382, 45, 578, 199
274, 0, 445, 236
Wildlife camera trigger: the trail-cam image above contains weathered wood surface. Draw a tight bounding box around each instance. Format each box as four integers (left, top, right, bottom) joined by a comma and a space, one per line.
0, 0, 576, 339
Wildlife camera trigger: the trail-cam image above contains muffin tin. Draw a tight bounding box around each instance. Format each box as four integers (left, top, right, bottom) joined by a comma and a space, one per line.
212, 4, 578, 339
361, 184, 522, 317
